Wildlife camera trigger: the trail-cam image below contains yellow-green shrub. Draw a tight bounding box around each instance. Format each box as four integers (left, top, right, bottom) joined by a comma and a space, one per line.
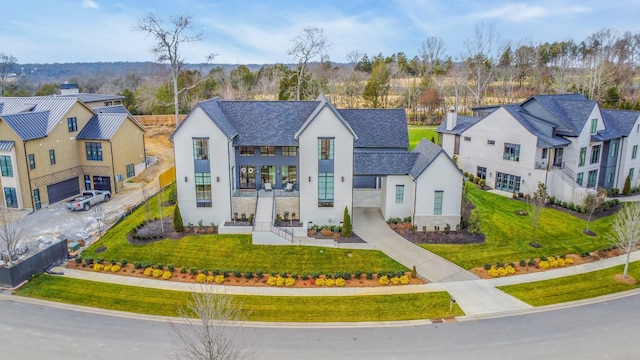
266, 276, 277, 286
215, 275, 225, 284
285, 277, 296, 287
557, 258, 566, 267
487, 268, 499, 277
538, 260, 550, 269
153, 269, 163, 278
335, 278, 346, 287
196, 273, 207, 283
505, 265, 516, 274
276, 277, 285, 287
399, 275, 410, 284
497, 267, 508, 276
378, 275, 389, 285
103, 264, 112, 272
144, 267, 154, 276
162, 271, 172, 280
565, 257, 574, 265
93, 264, 104, 272
315, 278, 326, 286
548, 257, 558, 268
110, 265, 121, 273
390, 277, 400, 285
206, 275, 214, 283
325, 278, 335, 287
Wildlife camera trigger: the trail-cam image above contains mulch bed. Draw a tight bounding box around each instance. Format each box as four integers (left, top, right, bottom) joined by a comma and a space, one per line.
393, 225, 485, 245
128, 216, 217, 245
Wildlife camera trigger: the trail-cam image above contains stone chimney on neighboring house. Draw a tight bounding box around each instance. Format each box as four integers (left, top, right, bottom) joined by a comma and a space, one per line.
445, 107, 457, 131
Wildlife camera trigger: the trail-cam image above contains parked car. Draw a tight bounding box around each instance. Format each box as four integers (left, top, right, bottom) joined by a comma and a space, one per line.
65, 190, 111, 211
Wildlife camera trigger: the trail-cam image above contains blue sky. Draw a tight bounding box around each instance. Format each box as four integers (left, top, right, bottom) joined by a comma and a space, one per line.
2, 0, 638, 64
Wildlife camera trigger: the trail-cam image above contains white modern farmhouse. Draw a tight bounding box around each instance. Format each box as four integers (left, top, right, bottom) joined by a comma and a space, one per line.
171, 95, 462, 241
437, 93, 640, 203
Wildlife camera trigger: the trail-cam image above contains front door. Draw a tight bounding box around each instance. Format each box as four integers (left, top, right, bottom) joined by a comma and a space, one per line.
260, 165, 274, 189
239, 166, 256, 189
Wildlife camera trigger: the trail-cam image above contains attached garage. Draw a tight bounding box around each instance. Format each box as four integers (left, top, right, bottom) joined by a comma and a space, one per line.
93, 176, 111, 192
47, 177, 80, 203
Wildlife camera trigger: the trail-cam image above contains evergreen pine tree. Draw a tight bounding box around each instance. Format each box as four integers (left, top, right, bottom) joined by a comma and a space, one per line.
623, 172, 632, 195
341, 206, 352, 237
173, 205, 184, 232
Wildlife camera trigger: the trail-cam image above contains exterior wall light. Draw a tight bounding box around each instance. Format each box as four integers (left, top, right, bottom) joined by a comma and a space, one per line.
184, 176, 188, 182
216, 176, 220, 182
308, 176, 312, 182
341, 176, 344, 182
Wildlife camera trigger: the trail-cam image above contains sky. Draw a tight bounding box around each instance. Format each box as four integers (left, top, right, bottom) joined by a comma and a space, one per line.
2, 0, 639, 65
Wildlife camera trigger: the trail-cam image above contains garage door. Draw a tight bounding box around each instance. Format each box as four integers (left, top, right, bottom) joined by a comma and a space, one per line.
93, 176, 111, 191
47, 177, 80, 203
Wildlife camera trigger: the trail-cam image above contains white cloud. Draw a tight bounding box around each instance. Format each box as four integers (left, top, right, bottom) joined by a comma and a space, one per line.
472, 3, 591, 23
82, 0, 99, 9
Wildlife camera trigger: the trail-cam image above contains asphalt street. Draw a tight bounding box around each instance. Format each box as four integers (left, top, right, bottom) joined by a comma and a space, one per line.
2, 292, 639, 359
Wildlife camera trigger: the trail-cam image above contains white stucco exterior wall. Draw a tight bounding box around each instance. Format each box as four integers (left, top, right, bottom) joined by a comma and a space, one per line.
297, 105, 354, 226
616, 115, 640, 189
457, 107, 545, 194
173, 107, 232, 227
381, 175, 415, 221
414, 153, 462, 229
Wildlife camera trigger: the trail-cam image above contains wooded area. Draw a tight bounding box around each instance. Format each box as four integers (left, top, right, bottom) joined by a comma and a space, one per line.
2, 26, 640, 124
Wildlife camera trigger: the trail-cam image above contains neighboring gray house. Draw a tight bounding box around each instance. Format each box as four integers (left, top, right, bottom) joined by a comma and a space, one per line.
438, 93, 640, 203
171, 95, 463, 242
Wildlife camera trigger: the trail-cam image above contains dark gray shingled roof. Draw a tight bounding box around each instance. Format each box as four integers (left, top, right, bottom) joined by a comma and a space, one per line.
77, 113, 127, 140
339, 109, 408, 148
0, 140, 14, 151
435, 115, 483, 135
354, 151, 418, 175
0, 111, 50, 140
602, 109, 640, 136
503, 105, 571, 147
221, 101, 320, 146
409, 139, 450, 179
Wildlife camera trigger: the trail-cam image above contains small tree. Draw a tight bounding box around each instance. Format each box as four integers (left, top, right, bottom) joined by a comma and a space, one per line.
607, 203, 640, 278
92, 203, 106, 240
622, 172, 632, 195
583, 188, 607, 234
0, 206, 22, 266
173, 205, 184, 232
170, 289, 252, 360
341, 206, 352, 237
288, 27, 329, 101
529, 182, 547, 241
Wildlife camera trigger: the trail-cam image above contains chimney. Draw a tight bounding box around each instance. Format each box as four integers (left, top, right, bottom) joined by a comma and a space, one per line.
446, 107, 457, 131
60, 81, 79, 95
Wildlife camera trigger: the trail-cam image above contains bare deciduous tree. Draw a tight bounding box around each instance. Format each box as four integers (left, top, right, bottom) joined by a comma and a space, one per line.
0, 53, 17, 96
288, 27, 329, 101
92, 202, 106, 240
170, 289, 252, 360
0, 206, 23, 266
529, 182, 547, 241
420, 36, 445, 76
607, 203, 640, 278
461, 23, 499, 106
135, 13, 216, 126
583, 188, 607, 234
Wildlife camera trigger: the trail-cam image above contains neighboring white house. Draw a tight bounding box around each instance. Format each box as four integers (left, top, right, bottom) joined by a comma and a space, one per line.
171, 95, 463, 241
437, 94, 640, 203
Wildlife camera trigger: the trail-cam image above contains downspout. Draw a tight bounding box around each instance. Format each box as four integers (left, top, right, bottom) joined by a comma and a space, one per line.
109, 140, 116, 193
22, 141, 35, 212
227, 138, 233, 221
412, 177, 417, 225
615, 138, 625, 188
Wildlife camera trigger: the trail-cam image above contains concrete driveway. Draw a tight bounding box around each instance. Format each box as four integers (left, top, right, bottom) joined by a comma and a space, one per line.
353, 207, 478, 282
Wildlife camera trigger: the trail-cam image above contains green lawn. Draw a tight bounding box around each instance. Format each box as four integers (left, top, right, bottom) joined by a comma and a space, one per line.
408, 125, 438, 150
15, 275, 463, 322
499, 261, 640, 306
421, 184, 613, 269
84, 186, 405, 274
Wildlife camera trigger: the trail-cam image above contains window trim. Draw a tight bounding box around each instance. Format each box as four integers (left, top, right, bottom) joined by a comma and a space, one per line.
590, 144, 601, 164
281, 146, 297, 156
503, 143, 521, 162
85, 142, 103, 161
633, 145, 638, 159
67, 117, 77, 132
126, 163, 135, 178
433, 191, 443, 215
239, 146, 254, 156
0, 156, 13, 177
590, 118, 597, 134
576, 172, 584, 186
318, 138, 335, 160
260, 146, 275, 157
4, 187, 17, 208
49, 149, 56, 165
193, 138, 209, 160
195, 172, 212, 207
395, 185, 404, 203
318, 172, 334, 207
28, 153, 35, 170
579, 147, 587, 166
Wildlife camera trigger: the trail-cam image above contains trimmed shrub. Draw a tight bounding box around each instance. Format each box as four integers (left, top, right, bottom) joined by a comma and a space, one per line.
335, 278, 346, 287
366, 271, 373, 280
173, 205, 184, 232
152, 269, 163, 278
342, 206, 353, 237
144, 267, 154, 276
110, 265, 121, 273
315, 278, 326, 286
196, 273, 207, 283
285, 277, 296, 287
93, 263, 104, 272
378, 275, 390, 285
162, 271, 172, 280
325, 278, 335, 287
399, 275, 410, 284
215, 275, 225, 284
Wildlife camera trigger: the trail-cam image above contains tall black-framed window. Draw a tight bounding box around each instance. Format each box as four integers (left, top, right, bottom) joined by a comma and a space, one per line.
126, 163, 135, 178
193, 138, 209, 160
85, 142, 103, 161
318, 172, 334, 207
49, 149, 56, 165
195, 172, 212, 207
4, 187, 17, 208
319, 138, 334, 159
67, 117, 77, 132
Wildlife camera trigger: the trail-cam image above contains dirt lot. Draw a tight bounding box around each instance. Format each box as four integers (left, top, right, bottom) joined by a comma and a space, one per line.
132, 125, 175, 184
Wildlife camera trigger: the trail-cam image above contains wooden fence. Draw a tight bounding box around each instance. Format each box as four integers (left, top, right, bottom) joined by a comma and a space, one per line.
136, 114, 186, 126
159, 166, 176, 188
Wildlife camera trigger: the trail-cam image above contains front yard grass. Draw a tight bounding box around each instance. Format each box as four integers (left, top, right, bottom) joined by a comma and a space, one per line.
420, 184, 613, 269
15, 275, 463, 322
498, 261, 640, 306
84, 186, 406, 274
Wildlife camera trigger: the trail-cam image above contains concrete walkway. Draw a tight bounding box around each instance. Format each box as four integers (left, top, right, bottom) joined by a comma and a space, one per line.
353, 207, 477, 283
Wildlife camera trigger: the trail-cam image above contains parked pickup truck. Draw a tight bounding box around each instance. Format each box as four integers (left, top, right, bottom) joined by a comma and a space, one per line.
65, 190, 111, 211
